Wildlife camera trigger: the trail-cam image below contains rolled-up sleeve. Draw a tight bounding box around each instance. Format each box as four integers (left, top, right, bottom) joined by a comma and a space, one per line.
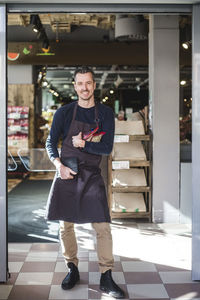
45, 109, 64, 161
83, 107, 115, 156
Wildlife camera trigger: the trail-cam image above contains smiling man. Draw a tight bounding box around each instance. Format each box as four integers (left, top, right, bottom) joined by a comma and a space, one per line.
45, 66, 125, 299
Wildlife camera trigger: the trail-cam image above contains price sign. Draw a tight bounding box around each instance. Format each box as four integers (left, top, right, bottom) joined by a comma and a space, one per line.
112, 161, 130, 169
114, 135, 129, 143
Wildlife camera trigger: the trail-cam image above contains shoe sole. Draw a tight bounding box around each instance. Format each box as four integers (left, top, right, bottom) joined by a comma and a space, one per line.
100, 286, 125, 299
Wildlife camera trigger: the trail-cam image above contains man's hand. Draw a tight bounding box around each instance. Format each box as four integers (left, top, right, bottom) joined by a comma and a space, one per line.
58, 164, 77, 180
72, 131, 85, 148
53, 158, 76, 179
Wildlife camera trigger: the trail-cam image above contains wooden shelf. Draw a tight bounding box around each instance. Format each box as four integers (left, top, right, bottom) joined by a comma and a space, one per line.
129, 135, 150, 141
130, 160, 150, 167
108, 127, 152, 221
112, 160, 150, 167
112, 186, 151, 193
111, 211, 150, 219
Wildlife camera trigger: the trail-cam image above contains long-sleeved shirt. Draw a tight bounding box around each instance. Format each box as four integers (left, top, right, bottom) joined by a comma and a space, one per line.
46, 101, 115, 161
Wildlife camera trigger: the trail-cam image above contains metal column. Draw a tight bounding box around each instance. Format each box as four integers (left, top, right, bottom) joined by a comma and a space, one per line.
0, 4, 8, 283
192, 3, 200, 281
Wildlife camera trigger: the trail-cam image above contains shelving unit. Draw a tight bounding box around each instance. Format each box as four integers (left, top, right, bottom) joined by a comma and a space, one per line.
108, 124, 152, 221
8, 106, 29, 156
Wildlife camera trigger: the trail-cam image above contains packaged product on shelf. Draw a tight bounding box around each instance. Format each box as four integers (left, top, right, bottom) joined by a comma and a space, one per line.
115, 119, 145, 135
112, 169, 147, 187
112, 141, 147, 161
112, 193, 146, 212
8, 106, 29, 155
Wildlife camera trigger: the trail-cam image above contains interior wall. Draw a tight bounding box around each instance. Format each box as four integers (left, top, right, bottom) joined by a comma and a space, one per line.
8, 65, 33, 84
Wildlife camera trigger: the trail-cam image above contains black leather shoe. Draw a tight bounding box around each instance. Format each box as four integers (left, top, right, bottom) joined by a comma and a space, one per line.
100, 269, 125, 299
61, 262, 80, 290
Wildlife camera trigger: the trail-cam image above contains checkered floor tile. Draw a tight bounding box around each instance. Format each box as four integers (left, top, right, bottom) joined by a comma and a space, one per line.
0, 222, 196, 300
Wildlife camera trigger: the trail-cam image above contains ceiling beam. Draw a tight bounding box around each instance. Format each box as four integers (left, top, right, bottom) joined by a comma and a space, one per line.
7, 41, 191, 65
8, 41, 149, 65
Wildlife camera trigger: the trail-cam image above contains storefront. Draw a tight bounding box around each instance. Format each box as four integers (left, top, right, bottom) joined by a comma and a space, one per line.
1, 0, 200, 283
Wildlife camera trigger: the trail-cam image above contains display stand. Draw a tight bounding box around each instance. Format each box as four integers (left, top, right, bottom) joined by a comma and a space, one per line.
108, 119, 152, 221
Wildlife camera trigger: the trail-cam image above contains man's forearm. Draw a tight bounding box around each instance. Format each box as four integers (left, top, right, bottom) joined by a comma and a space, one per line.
52, 157, 62, 168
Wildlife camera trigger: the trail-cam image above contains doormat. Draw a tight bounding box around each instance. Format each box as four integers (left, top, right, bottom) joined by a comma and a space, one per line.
8, 179, 59, 243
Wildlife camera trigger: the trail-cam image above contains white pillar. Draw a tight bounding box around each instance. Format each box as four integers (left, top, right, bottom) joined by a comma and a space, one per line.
149, 15, 180, 223
192, 4, 200, 281
0, 4, 8, 282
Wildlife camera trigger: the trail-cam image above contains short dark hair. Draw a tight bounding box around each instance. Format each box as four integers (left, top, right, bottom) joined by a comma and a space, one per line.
73, 66, 95, 82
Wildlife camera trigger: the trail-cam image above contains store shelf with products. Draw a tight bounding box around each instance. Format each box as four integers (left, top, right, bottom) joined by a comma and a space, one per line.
108, 118, 152, 221
8, 106, 29, 157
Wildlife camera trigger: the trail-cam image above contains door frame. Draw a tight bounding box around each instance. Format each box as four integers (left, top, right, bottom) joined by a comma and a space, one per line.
1, 2, 197, 283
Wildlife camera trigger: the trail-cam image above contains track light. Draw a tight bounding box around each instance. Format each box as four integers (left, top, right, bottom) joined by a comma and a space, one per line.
180, 80, 187, 86
42, 39, 49, 50
30, 14, 50, 52
182, 40, 191, 50
30, 15, 42, 33
181, 24, 192, 50
182, 42, 189, 49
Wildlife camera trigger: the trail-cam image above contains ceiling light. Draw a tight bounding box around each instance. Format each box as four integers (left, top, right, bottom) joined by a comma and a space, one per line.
180, 80, 187, 86
182, 42, 189, 49
182, 39, 192, 50
105, 96, 109, 100
30, 15, 42, 34
42, 81, 48, 87
136, 85, 140, 91
110, 89, 114, 94
184, 98, 187, 102
135, 77, 141, 82
102, 99, 106, 102
33, 27, 39, 33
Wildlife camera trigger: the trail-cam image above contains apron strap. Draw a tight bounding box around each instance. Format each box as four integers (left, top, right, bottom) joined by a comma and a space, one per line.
72, 101, 78, 122
94, 102, 99, 127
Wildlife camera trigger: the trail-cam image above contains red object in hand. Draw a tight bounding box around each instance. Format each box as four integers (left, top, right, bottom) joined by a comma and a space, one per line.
83, 126, 99, 140
83, 126, 106, 142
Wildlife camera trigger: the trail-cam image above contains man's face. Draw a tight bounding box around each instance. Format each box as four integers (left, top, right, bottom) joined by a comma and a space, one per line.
74, 72, 96, 101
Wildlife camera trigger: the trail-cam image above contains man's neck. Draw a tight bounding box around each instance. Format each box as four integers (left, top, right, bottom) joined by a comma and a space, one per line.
78, 98, 95, 108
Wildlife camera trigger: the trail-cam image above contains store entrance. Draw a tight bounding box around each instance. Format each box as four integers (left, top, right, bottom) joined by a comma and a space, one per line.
0, 0, 196, 284
7, 10, 192, 243
7, 12, 152, 242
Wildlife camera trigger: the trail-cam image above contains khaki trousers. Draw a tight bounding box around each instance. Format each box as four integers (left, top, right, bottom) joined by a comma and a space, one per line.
59, 221, 114, 273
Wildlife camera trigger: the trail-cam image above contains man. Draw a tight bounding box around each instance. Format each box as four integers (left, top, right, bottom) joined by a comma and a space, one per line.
46, 66, 125, 299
